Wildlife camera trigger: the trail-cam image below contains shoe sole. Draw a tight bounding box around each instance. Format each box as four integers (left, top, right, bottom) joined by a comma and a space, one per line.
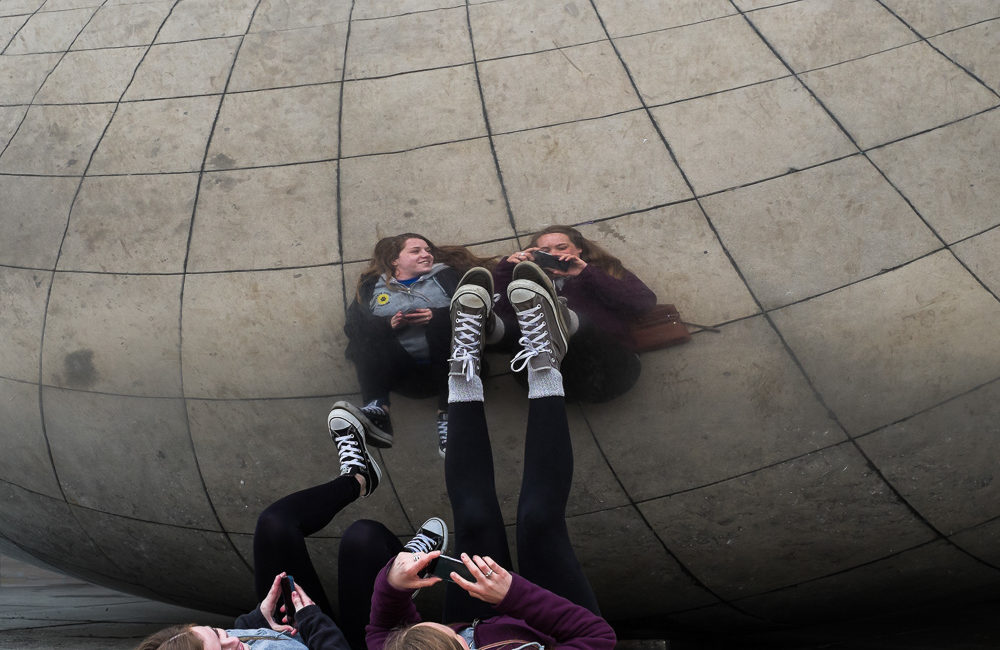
327, 407, 382, 495
456, 267, 494, 296
507, 279, 569, 353
331, 400, 393, 448
409, 516, 449, 599
419, 516, 449, 555
451, 283, 492, 312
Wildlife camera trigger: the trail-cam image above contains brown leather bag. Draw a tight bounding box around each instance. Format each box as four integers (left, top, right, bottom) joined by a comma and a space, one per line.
629, 303, 691, 352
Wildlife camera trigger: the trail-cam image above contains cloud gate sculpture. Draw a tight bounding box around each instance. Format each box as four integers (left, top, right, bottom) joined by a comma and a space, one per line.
2, 0, 1000, 637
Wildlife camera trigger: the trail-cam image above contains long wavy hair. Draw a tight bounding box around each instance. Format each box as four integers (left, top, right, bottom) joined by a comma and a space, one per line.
529, 225, 626, 279
134, 624, 202, 650
384, 624, 465, 650
355, 232, 497, 300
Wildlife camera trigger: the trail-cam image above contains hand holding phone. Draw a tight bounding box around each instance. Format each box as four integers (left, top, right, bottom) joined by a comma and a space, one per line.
422, 554, 475, 583
531, 249, 572, 272
280, 575, 296, 624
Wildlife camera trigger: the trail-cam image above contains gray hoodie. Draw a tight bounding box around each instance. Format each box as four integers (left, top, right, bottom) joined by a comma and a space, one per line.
368, 263, 452, 361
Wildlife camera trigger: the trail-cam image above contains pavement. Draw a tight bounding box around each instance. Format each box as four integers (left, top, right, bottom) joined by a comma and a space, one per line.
0, 555, 228, 650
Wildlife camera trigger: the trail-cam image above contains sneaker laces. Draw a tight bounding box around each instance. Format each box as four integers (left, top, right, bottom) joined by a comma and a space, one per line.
510, 304, 552, 372
404, 531, 438, 554
437, 416, 448, 447
334, 430, 367, 477
449, 310, 484, 381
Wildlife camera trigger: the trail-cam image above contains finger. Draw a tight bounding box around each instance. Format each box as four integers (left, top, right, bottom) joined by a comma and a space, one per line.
410, 549, 442, 573
459, 552, 479, 572
450, 571, 479, 595
415, 575, 443, 589
476, 556, 501, 581
470, 554, 490, 575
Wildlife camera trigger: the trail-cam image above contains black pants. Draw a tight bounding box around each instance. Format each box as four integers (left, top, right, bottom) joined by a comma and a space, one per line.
253, 477, 400, 650
443, 397, 600, 623
353, 316, 451, 411
498, 317, 641, 403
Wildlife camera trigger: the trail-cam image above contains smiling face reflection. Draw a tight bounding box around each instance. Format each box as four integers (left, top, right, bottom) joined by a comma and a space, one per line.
392, 238, 434, 280
191, 626, 248, 650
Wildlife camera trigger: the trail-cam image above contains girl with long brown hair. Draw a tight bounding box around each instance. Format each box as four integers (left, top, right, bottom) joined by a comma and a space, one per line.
493, 225, 656, 402
336, 233, 497, 458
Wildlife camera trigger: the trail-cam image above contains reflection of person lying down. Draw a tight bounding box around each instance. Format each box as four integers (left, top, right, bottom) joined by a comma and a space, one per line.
366, 265, 617, 650
338, 233, 499, 458
493, 225, 656, 403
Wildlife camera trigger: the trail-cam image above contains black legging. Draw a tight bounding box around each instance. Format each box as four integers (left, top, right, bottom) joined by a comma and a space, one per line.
253, 477, 401, 650
443, 397, 600, 623
353, 313, 452, 411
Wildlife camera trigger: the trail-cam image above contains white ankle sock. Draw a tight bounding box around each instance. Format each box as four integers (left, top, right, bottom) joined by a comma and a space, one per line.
527, 367, 564, 398
449, 374, 484, 403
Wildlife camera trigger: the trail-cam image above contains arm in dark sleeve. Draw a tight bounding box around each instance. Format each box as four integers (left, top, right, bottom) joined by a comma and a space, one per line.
295, 604, 351, 650
343, 279, 394, 359
232, 607, 268, 630
365, 562, 423, 650
495, 574, 616, 650
574, 265, 656, 315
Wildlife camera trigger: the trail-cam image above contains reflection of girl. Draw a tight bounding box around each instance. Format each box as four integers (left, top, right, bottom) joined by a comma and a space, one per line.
339, 233, 495, 457
494, 225, 656, 402
365, 266, 616, 650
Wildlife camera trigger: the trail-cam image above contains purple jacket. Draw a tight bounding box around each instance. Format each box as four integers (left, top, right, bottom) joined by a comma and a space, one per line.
366, 562, 616, 650
493, 259, 656, 348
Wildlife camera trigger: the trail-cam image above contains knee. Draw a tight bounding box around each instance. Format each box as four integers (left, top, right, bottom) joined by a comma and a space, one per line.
516, 503, 565, 546
341, 519, 396, 555
455, 501, 503, 538
254, 507, 298, 553
255, 507, 292, 539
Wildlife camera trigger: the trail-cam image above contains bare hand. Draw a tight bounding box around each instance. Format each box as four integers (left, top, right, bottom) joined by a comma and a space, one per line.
260, 573, 296, 636
547, 253, 586, 278
506, 247, 540, 264
403, 308, 432, 325
388, 550, 444, 591
451, 554, 511, 605
290, 583, 314, 614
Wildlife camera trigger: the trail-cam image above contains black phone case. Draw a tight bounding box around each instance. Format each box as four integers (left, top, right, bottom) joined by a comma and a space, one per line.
532, 250, 571, 271
426, 555, 475, 583
280, 576, 296, 624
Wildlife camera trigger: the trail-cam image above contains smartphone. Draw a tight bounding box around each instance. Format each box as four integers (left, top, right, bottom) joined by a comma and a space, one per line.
532, 250, 571, 272
423, 554, 475, 583
280, 575, 296, 624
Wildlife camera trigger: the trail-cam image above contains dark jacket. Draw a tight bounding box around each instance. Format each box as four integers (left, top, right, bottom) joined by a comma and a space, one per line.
232, 604, 350, 650
493, 259, 656, 349
366, 563, 616, 650
344, 266, 460, 363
